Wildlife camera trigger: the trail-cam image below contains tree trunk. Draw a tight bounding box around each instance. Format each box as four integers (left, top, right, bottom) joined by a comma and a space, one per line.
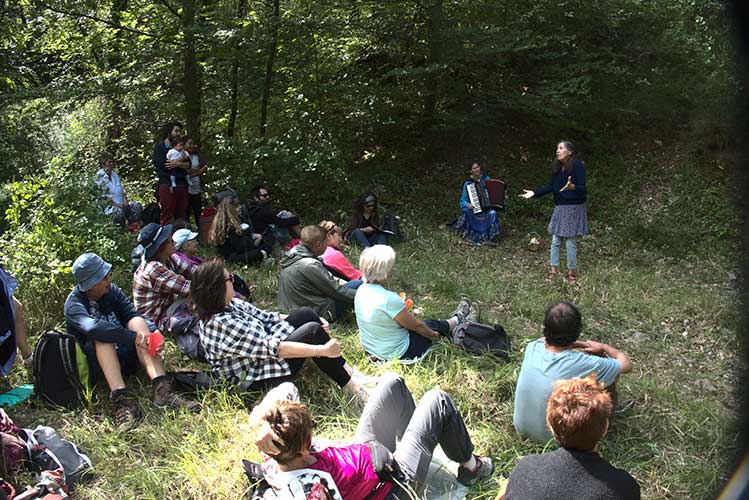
183, 0, 202, 144
105, 0, 129, 151
228, 0, 248, 138
424, 0, 444, 121
259, 0, 280, 138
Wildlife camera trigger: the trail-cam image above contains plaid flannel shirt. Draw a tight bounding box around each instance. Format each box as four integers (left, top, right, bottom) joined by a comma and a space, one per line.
132, 255, 195, 329
199, 298, 295, 385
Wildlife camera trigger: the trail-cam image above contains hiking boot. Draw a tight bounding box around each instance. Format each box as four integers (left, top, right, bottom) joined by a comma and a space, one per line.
449, 297, 472, 324
466, 301, 481, 324
457, 455, 494, 486
152, 376, 201, 412
111, 388, 144, 430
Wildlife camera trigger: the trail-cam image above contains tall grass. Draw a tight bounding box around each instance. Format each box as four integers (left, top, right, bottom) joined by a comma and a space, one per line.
3, 141, 740, 499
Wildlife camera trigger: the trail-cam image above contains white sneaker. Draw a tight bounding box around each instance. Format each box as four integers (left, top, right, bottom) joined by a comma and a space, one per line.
352, 370, 378, 388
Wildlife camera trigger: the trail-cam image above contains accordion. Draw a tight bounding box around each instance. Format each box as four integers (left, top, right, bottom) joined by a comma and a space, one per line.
467, 179, 506, 214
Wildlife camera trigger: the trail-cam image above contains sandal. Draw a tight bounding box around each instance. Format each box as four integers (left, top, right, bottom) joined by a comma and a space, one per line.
566, 272, 578, 284
545, 271, 558, 283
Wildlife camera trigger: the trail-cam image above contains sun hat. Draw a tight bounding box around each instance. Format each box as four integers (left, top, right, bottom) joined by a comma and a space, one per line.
137, 223, 173, 259
172, 228, 199, 251
71, 253, 112, 291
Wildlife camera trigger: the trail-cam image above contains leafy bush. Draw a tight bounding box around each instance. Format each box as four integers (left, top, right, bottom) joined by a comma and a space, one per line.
0, 162, 133, 325
211, 113, 354, 215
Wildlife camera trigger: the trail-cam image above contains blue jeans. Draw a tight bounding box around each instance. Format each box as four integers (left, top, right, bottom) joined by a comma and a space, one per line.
333, 279, 363, 318
347, 229, 388, 248
550, 234, 577, 270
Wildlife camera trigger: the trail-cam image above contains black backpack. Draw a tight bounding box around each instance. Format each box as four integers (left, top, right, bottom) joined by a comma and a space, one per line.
140, 202, 161, 225
382, 214, 405, 242
452, 322, 511, 360
33, 332, 91, 408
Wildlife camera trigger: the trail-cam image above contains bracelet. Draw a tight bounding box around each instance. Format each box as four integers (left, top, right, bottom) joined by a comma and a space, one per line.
313, 346, 320, 358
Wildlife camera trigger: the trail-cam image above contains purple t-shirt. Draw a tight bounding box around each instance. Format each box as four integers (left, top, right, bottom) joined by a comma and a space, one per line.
309, 444, 391, 500
173, 252, 202, 267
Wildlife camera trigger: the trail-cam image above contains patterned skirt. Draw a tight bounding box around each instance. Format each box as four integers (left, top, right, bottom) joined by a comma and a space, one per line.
451, 208, 500, 245
547, 203, 589, 238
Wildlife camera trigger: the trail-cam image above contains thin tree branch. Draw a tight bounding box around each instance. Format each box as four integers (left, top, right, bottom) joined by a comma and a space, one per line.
35, 0, 168, 41
158, 0, 181, 19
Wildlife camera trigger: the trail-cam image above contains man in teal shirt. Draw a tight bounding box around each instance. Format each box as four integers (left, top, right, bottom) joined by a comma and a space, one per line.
513, 302, 633, 443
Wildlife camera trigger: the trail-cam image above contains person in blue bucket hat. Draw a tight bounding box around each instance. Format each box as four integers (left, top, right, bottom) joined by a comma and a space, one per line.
65, 252, 199, 429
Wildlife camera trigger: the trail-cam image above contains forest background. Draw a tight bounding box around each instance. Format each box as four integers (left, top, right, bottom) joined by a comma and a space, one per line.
0, 0, 747, 499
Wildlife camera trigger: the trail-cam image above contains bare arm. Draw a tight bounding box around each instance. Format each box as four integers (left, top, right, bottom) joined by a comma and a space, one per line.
127, 316, 151, 350
394, 308, 439, 340
277, 338, 341, 359
579, 340, 633, 374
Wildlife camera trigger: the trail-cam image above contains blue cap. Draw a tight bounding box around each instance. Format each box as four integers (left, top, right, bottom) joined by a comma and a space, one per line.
137, 223, 173, 259
72, 253, 112, 291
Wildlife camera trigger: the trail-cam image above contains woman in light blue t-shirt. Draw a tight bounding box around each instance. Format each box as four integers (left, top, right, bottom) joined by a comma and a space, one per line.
354, 245, 473, 361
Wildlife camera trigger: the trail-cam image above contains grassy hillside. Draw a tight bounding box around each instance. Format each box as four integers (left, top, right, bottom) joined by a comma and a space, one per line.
3, 138, 740, 499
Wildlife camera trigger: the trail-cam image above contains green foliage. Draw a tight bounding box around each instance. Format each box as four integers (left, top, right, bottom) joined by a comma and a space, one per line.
5, 189, 739, 499
213, 113, 354, 212
0, 162, 131, 325
0, 0, 736, 178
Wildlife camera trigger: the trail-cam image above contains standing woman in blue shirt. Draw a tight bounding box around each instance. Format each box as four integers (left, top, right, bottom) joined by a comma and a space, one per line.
520, 141, 587, 284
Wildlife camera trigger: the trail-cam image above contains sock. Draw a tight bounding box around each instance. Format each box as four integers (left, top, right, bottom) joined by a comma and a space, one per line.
460, 455, 477, 471
447, 317, 459, 331
261, 250, 268, 259
110, 387, 129, 401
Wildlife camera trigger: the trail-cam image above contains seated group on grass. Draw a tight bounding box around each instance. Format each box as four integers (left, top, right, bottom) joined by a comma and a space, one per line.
46, 210, 637, 497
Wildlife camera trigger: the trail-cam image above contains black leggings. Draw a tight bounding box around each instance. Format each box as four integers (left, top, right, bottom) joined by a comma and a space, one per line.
188, 193, 202, 229
252, 307, 351, 389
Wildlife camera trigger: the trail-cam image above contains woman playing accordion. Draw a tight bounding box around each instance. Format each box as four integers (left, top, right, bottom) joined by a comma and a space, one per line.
451, 162, 501, 246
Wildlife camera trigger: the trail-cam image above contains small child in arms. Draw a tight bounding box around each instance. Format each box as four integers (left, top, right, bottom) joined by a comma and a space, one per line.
166, 138, 189, 193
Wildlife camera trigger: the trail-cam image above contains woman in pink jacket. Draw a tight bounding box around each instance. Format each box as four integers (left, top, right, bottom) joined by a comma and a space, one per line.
319, 220, 362, 281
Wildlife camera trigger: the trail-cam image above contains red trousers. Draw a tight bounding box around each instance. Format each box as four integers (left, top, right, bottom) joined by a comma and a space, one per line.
158, 185, 189, 225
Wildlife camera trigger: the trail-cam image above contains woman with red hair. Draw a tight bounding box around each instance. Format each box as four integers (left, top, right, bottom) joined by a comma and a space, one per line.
504, 375, 640, 500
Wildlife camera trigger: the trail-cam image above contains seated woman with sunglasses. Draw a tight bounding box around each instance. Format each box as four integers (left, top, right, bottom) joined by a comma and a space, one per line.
191, 258, 371, 399
344, 194, 390, 248
247, 373, 493, 500
319, 220, 362, 281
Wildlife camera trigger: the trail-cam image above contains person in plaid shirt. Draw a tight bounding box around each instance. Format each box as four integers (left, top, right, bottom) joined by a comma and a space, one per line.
191, 258, 372, 399
133, 223, 194, 329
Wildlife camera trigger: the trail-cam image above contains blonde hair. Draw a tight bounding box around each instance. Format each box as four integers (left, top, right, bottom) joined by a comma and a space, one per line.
359, 245, 396, 283
318, 220, 337, 233
209, 198, 243, 246
300, 225, 327, 247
